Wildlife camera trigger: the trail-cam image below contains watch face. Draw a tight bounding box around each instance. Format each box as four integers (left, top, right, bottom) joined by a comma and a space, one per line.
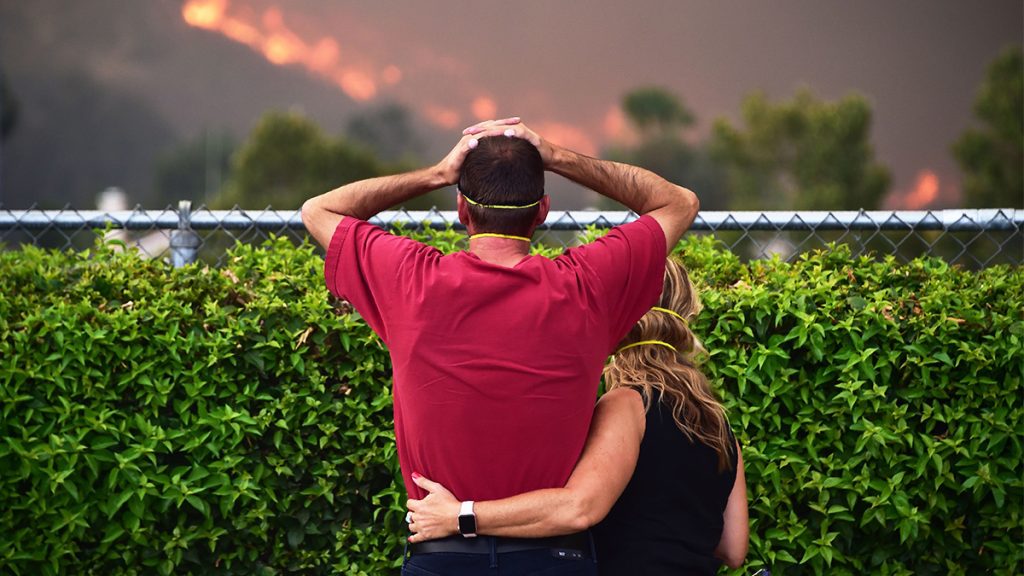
458, 514, 477, 535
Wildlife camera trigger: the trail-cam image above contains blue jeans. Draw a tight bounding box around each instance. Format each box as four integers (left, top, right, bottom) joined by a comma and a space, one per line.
402, 538, 598, 576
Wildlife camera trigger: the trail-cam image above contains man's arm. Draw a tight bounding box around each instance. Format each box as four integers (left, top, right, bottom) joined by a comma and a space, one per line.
301, 168, 447, 249
549, 148, 699, 250
406, 388, 645, 540
465, 121, 700, 250
301, 119, 523, 249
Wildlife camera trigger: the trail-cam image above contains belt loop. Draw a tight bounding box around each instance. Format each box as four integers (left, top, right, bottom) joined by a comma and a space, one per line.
489, 537, 498, 568
588, 530, 598, 564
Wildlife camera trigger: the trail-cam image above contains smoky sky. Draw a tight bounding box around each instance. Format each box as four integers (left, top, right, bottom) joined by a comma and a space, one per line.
222, 0, 1021, 204
3, 0, 1021, 208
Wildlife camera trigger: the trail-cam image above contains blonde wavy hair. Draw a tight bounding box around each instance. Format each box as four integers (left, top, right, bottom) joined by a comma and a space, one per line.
603, 258, 734, 471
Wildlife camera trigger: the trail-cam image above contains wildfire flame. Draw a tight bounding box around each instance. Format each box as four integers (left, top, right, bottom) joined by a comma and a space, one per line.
471, 97, 498, 122
532, 121, 597, 157
902, 170, 940, 210
181, 0, 388, 101
182, 0, 225, 28
423, 105, 461, 130
180, 0, 600, 150
603, 106, 626, 139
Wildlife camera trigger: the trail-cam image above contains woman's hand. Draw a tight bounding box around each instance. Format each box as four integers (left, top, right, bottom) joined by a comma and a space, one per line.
406, 472, 462, 543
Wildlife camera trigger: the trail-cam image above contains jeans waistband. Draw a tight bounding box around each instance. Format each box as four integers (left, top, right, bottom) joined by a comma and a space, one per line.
408, 531, 591, 556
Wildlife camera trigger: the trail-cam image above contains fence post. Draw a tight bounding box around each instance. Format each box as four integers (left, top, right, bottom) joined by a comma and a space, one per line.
170, 200, 200, 267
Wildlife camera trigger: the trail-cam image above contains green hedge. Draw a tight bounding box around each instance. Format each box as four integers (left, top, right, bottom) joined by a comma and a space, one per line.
0, 237, 406, 574
0, 231, 1020, 575
686, 238, 1023, 575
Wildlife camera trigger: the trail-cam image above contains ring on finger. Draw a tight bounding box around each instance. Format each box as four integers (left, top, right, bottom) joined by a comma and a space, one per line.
405, 512, 412, 524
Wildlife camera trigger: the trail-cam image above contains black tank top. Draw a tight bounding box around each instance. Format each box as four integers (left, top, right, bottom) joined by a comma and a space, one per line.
592, 392, 738, 575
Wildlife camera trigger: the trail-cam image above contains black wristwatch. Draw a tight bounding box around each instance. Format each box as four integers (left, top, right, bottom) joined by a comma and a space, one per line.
458, 500, 477, 538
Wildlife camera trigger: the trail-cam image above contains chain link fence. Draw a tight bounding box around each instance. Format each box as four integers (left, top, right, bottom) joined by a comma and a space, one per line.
1, 203, 1021, 268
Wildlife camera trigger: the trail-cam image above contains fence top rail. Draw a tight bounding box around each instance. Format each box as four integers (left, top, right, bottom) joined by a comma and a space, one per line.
0, 208, 1020, 232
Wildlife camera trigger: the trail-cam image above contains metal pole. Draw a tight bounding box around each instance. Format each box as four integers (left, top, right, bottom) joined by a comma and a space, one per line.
169, 200, 201, 267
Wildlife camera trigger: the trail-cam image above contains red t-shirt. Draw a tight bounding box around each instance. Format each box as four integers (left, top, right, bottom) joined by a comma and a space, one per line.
324, 215, 666, 501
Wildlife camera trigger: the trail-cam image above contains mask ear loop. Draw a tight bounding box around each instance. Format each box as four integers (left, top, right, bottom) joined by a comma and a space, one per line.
650, 306, 688, 324
615, 340, 678, 354
613, 307, 690, 353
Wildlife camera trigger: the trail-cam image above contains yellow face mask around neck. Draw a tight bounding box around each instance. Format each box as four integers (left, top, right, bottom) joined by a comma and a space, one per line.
468, 233, 532, 242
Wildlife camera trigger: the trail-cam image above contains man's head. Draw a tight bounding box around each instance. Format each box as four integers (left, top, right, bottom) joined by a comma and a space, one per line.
457, 136, 547, 236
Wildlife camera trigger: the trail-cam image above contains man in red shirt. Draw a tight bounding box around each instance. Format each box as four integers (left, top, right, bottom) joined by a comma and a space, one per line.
302, 118, 698, 574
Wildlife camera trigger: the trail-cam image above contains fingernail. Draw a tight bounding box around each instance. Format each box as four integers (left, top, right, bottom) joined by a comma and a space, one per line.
504, 128, 515, 137
468, 138, 478, 149
412, 471, 422, 479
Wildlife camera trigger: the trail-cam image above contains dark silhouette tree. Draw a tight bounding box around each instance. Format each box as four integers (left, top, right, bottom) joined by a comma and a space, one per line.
952, 47, 1023, 208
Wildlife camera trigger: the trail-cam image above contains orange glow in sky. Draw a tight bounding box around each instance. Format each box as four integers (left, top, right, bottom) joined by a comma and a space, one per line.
423, 105, 461, 130
902, 170, 940, 209
602, 106, 626, 139
182, 0, 226, 28
381, 65, 403, 86
336, 70, 377, 101
472, 96, 498, 121
180, 0, 389, 102
180, 0, 599, 148
533, 121, 598, 157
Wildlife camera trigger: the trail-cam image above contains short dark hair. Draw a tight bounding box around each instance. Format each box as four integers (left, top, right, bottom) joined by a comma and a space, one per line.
458, 137, 545, 236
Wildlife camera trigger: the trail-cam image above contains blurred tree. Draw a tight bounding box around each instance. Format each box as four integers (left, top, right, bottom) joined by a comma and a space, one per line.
214, 112, 386, 209
214, 111, 452, 211
346, 102, 425, 163
952, 47, 1023, 208
711, 89, 890, 210
604, 87, 727, 210
622, 86, 695, 136
1, 71, 17, 140
154, 131, 235, 207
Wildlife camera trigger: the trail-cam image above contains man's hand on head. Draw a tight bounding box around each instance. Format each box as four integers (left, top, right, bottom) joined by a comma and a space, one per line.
463, 118, 558, 168
435, 117, 528, 186
461, 116, 521, 136
463, 117, 698, 247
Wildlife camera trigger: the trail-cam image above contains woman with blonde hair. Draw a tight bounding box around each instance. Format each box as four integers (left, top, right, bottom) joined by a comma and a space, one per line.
407, 258, 749, 574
